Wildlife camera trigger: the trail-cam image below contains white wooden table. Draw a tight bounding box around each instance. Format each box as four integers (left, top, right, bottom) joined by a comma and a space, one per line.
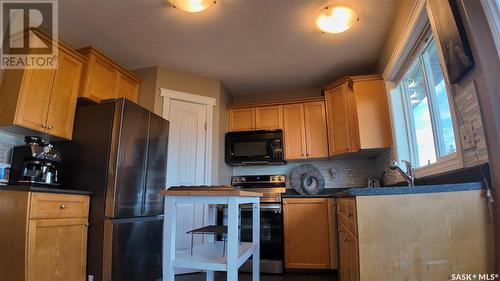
162, 189, 262, 281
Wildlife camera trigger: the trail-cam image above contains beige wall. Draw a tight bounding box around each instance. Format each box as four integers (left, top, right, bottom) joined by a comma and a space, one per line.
376, 0, 417, 73
232, 88, 322, 105
134, 66, 233, 185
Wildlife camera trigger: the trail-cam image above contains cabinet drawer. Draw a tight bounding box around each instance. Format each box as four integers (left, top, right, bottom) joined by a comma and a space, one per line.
337, 198, 357, 235
30, 193, 89, 220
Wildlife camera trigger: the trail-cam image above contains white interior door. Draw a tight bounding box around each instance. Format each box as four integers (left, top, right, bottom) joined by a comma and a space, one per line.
165, 99, 208, 274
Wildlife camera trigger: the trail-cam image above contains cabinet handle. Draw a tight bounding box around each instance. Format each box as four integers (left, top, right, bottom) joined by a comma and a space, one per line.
60, 204, 67, 209
47, 125, 54, 130
85, 222, 90, 227
344, 237, 350, 243
338, 208, 343, 214
41, 123, 47, 128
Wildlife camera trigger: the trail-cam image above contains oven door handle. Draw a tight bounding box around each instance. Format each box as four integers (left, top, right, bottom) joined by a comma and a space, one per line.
240, 204, 282, 212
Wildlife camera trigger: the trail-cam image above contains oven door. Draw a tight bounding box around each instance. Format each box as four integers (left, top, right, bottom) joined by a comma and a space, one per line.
225, 130, 283, 165
240, 203, 283, 261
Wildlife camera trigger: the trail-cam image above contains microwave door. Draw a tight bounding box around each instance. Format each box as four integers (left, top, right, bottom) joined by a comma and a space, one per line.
232, 140, 272, 162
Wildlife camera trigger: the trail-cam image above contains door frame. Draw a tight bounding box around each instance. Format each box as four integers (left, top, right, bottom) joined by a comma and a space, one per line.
160, 88, 216, 185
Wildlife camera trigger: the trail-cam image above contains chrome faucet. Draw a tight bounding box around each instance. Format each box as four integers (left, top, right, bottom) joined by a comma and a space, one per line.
388, 160, 415, 186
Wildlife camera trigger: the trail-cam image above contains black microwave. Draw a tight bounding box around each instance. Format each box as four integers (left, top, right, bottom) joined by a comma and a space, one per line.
225, 130, 285, 166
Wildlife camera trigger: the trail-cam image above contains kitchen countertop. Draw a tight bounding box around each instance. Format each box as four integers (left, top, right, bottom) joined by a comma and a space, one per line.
334, 182, 483, 197
0, 184, 93, 195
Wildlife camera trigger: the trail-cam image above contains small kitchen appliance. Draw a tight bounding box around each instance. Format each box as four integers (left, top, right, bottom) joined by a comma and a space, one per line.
9, 136, 61, 187
225, 130, 285, 166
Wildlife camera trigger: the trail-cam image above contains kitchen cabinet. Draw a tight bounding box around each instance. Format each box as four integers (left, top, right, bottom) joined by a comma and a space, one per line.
0, 30, 84, 140
255, 105, 283, 130
283, 101, 329, 160
0, 190, 90, 281
228, 107, 255, 131
78, 47, 141, 103
337, 198, 359, 281
228, 105, 282, 131
324, 75, 392, 156
283, 197, 337, 269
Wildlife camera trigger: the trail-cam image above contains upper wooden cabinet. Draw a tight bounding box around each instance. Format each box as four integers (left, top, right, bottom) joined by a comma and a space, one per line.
255, 105, 283, 130
283, 101, 329, 160
228, 105, 282, 131
0, 30, 84, 140
78, 47, 141, 103
283, 104, 306, 159
324, 75, 393, 156
283, 198, 337, 270
228, 107, 255, 131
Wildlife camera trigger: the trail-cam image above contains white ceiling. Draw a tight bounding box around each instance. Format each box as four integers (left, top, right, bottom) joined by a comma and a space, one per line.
58, 0, 396, 95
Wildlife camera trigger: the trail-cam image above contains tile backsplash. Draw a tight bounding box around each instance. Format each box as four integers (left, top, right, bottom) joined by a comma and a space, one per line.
0, 131, 24, 165
233, 157, 383, 189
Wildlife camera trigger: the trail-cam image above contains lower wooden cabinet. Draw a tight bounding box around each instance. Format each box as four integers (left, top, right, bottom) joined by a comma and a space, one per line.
283, 197, 337, 269
337, 197, 359, 281
0, 190, 90, 281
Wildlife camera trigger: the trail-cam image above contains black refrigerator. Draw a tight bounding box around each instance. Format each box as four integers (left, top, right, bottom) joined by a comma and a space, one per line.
57, 98, 168, 281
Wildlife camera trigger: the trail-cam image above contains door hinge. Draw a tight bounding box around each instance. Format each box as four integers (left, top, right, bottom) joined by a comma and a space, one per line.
204, 122, 207, 130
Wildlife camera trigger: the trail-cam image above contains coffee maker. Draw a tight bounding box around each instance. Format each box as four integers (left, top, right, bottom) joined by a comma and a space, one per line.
9, 136, 61, 187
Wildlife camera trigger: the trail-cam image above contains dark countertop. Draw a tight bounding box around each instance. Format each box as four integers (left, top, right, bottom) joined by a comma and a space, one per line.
282, 188, 350, 198
0, 184, 93, 195
334, 182, 483, 197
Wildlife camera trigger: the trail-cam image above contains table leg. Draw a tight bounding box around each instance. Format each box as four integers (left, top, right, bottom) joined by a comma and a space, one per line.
206, 270, 214, 281
207, 204, 216, 243
164, 197, 177, 281
252, 201, 260, 281
227, 197, 239, 281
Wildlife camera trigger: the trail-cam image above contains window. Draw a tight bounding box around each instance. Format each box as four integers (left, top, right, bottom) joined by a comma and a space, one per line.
395, 30, 458, 169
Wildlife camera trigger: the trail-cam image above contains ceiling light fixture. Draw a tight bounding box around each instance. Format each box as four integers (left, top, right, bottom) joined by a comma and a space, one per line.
168, 0, 216, 13
316, 6, 358, 34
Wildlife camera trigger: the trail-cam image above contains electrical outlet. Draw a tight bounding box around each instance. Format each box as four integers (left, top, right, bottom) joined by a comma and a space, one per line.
460, 123, 476, 150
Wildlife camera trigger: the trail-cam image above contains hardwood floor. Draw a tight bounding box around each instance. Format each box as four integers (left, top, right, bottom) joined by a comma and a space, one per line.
176, 272, 338, 281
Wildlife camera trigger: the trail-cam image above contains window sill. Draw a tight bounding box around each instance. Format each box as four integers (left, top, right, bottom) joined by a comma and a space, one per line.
414, 153, 463, 178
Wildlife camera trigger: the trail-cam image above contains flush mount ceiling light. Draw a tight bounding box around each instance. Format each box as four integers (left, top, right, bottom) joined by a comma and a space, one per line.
168, 0, 216, 12
316, 6, 358, 34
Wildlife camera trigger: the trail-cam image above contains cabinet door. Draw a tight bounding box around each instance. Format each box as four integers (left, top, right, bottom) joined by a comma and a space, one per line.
27, 218, 88, 281
255, 105, 282, 130
228, 108, 255, 131
116, 72, 139, 102
304, 101, 329, 158
45, 51, 83, 139
283, 198, 330, 269
338, 227, 352, 281
339, 225, 359, 281
325, 82, 355, 156
14, 68, 55, 133
283, 104, 306, 160
82, 55, 117, 102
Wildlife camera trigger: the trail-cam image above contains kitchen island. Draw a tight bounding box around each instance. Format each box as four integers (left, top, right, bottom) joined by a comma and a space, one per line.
161, 187, 262, 281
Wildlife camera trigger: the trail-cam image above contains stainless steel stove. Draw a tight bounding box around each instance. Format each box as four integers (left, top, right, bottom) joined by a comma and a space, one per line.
229, 174, 286, 274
